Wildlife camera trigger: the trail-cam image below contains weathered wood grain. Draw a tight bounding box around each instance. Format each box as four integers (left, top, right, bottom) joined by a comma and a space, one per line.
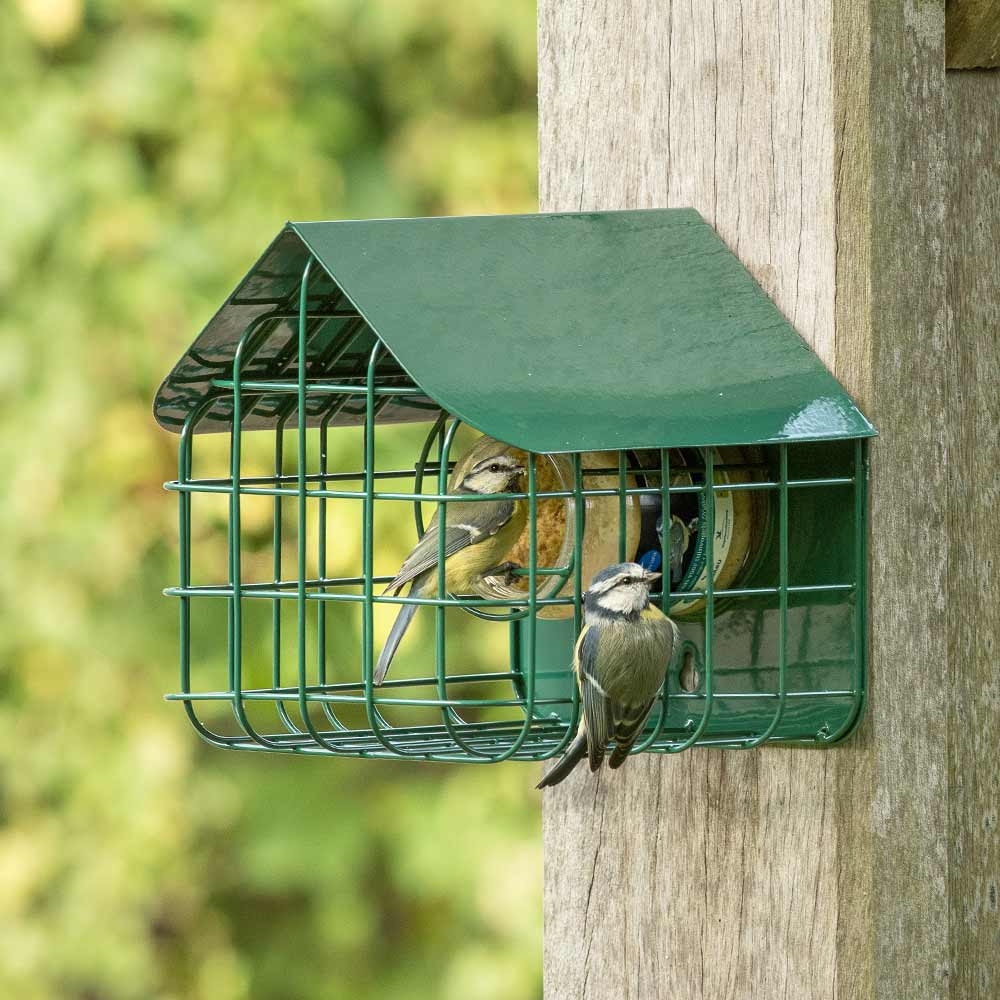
538, 2, 971, 997
946, 0, 1000, 68
866, 2, 951, 996
947, 70, 1000, 1000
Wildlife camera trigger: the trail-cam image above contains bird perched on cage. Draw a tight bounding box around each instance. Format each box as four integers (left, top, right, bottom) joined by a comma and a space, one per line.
537, 562, 679, 789
374, 446, 527, 686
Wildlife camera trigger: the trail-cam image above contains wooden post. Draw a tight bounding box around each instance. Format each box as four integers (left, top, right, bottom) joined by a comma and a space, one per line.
538, 4, 999, 997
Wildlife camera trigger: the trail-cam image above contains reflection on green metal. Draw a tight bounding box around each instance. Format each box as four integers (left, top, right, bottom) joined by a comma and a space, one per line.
159, 215, 874, 762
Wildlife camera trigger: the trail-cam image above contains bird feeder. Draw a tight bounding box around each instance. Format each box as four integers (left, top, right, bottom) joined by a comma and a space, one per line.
155, 209, 875, 762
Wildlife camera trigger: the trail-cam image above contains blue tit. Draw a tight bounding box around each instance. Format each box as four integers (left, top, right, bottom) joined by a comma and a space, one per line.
537, 562, 679, 788
374, 450, 527, 685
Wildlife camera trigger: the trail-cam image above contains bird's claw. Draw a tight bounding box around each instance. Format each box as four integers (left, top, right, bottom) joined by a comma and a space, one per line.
484, 561, 524, 587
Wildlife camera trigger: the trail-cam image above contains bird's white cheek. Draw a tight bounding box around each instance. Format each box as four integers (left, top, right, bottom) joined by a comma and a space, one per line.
599, 590, 637, 614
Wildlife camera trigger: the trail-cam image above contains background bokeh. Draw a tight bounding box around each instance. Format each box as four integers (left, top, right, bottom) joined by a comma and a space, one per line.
0, 2, 540, 997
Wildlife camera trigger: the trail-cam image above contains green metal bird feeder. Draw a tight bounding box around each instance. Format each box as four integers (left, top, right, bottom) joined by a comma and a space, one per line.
155, 209, 875, 763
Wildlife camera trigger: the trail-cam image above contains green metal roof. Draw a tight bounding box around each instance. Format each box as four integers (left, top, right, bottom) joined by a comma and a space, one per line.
153, 209, 875, 451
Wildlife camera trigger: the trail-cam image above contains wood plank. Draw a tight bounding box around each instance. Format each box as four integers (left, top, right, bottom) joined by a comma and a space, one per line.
538, 2, 957, 997
946, 0, 1000, 68
946, 69, 1000, 999
865, 1, 951, 994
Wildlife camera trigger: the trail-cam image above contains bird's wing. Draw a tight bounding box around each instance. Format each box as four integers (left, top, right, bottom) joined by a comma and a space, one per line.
608, 699, 657, 769
608, 611, 674, 768
575, 624, 612, 772
382, 524, 478, 595
382, 499, 515, 595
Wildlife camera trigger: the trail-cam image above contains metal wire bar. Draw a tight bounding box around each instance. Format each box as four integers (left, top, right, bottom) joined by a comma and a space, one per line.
169, 467, 453, 489
176, 397, 239, 749
617, 450, 628, 562
432, 419, 488, 756
212, 378, 426, 395
666, 448, 717, 753
634, 447, 673, 754
165, 581, 855, 603
741, 443, 790, 748
225, 313, 298, 750
358, 340, 410, 756
490, 452, 540, 763
166, 477, 853, 500
315, 411, 350, 733
271, 411, 306, 737
412, 411, 449, 538
293, 259, 341, 752
169, 683, 856, 705
823, 436, 868, 743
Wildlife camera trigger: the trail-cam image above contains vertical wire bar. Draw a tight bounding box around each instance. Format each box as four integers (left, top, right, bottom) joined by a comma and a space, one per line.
549, 453, 584, 758
826, 436, 868, 742
493, 452, 539, 762
314, 414, 348, 733
358, 341, 406, 755
316, 419, 327, 673
227, 319, 281, 747
428, 420, 489, 757
178, 418, 193, 703
272, 413, 303, 735
470, 449, 544, 764
636, 446, 672, 752
617, 450, 628, 561
742, 444, 789, 748
433, 420, 460, 752
524, 452, 539, 743
667, 447, 715, 752
273, 419, 283, 680
853, 437, 868, 720
295, 259, 314, 745
411, 411, 449, 537
313, 389, 363, 736
434, 420, 452, 742
289, 262, 359, 755
176, 402, 234, 746
570, 451, 585, 740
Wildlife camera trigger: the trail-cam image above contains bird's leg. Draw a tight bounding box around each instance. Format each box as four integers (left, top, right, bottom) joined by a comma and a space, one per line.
482, 560, 524, 587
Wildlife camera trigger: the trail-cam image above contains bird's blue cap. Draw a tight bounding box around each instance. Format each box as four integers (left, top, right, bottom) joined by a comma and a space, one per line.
589, 562, 649, 587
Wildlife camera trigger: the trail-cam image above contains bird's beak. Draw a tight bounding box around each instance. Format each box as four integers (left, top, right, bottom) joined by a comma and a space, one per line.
644, 570, 662, 582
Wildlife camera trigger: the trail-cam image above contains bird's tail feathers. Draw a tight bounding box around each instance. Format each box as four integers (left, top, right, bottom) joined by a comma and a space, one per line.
608, 702, 655, 769
374, 601, 418, 686
536, 730, 588, 789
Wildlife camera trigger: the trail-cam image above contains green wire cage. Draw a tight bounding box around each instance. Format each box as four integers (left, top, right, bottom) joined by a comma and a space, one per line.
154, 209, 875, 763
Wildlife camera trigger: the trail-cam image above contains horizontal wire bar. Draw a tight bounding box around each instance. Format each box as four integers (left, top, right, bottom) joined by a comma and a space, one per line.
193, 723, 844, 758
211, 378, 427, 396
164, 582, 855, 602
167, 687, 857, 704
167, 467, 454, 489
164, 477, 855, 499
208, 718, 567, 745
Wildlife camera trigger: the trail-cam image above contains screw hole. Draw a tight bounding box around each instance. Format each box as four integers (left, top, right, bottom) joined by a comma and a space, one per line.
679, 649, 700, 692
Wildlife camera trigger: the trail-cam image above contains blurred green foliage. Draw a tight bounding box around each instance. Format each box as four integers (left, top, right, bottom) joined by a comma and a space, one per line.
0, 1, 540, 997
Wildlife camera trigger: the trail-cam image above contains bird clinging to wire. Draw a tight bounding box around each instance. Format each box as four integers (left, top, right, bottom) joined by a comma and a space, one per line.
537, 562, 679, 789
374, 445, 527, 686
